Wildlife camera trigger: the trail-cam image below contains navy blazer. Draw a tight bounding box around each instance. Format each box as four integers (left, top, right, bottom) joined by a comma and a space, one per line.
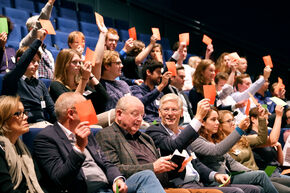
146, 123, 214, 184
33, 123, 122, 193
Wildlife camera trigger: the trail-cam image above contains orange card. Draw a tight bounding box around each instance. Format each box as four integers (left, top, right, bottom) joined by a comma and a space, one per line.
245, 99, 250, 116
95, 12, 104, 27
203, 85, 216, 105
202, 34, 212, 45
248, 92, 259, 106
84, 47, 95, 66
128, 27, 137, 40
179, 33, 189, 46
75, 99, 98, 125
166, 62, 176, 76
178, 156, 193, 173
277, 77, 285, 89
263, 55, 273, 68
39, 19, 56, 35
151, 27, 161, 40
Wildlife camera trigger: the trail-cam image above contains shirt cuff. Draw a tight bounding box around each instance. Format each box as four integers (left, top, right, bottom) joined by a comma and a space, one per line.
119, 50, 127, 58
209, 171, 217, 182
189, 118, 202, 132
171, 51, 179, 61
73, 145, 85, 156
235, 127, 245, 136
113, 176, 126, 184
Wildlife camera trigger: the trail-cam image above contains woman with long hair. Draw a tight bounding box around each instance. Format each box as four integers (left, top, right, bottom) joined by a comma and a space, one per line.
0, 95, 44, 193
190, 107, 278, 193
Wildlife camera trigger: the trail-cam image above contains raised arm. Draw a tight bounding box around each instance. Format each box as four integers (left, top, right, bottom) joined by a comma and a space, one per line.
266, 105, 284, 146
135, 34, 157, 65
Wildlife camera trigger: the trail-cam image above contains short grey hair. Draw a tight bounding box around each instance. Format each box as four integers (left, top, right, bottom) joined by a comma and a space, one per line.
159, 93, 183, 110
26, 15, 39, 30
115, 95, 142, 111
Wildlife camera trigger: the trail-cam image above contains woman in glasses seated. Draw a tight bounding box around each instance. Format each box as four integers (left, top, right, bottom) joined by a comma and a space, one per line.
0, 95, 44, 193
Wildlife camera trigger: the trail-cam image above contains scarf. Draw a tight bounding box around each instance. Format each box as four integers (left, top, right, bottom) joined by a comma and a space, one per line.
0, 136, 44, 193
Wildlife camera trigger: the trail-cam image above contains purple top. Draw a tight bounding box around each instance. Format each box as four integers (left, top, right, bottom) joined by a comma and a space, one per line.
0, 47, 16, 74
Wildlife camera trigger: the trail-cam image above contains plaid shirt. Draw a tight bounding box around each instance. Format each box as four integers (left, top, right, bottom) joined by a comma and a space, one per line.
37, 46, 54, 79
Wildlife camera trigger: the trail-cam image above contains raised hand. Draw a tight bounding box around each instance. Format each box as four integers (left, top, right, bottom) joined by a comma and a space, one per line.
195, 99, 210, 122
239, 116, 250, 130
153, 155, 177, 174
0, 32, 7, 48
75, 121, 91, 152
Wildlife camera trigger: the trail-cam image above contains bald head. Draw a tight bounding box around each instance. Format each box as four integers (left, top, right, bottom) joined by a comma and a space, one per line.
55, 92, 86, 121
115, 95, 144, 112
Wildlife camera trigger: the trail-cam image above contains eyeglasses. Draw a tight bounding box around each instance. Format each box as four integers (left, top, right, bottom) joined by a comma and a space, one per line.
221, 119, 234, 124
13, 110, 28, 119
161, 108, 180, 114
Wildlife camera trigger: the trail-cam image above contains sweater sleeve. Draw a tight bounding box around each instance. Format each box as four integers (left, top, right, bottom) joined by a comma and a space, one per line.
190, 129, 242, 156
245, 118, 268, 147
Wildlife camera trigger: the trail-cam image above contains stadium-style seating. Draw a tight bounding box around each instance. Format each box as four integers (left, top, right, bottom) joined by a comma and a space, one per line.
79, 21, 99, 37
56, 17, 78, 33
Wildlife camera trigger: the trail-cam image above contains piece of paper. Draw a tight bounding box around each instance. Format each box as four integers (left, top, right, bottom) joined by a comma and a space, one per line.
261, 104, 268, 110
245, 99, 250, 116
269, 97, 288, 106
248, 92, 259, 106
75, 99, 98, 125
263, 55, 273, 68
264, 165, 277, 177
84, 47, 95, 66
179, 33, 189, 46
128, 27, 137, 40
202, 34, 212, 45
0, 18, 8, 34
277, 77, 285, 89
178, 156, 193, 172
39, 19, 56, 35
95, 12, 104, 27
151, 27, 161, 40
203, 85, 216, 105
166, 62, 176, 76
228, 52, 240, 62
219, 175, 231, 187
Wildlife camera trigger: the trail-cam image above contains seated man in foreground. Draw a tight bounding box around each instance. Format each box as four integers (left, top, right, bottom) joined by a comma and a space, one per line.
33, 92, 165, 193
96, 95, 226, 192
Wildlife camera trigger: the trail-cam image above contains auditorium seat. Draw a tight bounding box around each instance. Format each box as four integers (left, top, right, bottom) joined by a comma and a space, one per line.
118, 29, 129, 42
115, 42, 125, 52
103, 16, 114, 28
58, 7, 78, 21
163, 49, 173, 61
161, 37, 171, 50
7, 24, 22, 49
56, 17, 79, 33
138, 33, 151, 46
0, 0, 12, 8
78, 11, 95, 24
85, 36, 98, 50
52, 31, 69, 50
115, 18, 129, 30
79, 22, 99, 37
14, 0, 35, 14
3, 7, 30, 25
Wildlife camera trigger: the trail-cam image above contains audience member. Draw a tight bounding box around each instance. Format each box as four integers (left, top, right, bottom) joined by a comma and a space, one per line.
96, 95, 222, 192
67, 31, 85, 58
283, 108, 290, 142
100, 50, 131, 111
2, 29, 56, 127
0, 95, 44, 193
20, 0, 56, 79
187, 56, 201, 72
150, 43, 164, 64
237, 57, 248, 75
131, 60, 171, 123
0, 16, 16, 74
34, 92, 164, 193
188, 59, 215, 115
190, 107, 278, 193
146, 94, 261, 193
215, 52, 230, 74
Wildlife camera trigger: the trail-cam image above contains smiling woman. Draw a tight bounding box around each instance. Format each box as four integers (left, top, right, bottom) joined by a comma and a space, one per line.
0, 95, 44, 192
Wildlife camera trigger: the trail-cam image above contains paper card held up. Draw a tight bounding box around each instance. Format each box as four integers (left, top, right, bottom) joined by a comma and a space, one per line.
264, 165, 277, 177
75, 99, 98, 125
245, 99, 250, 116
166, 62, 176, 77
228, 52, 240, 62
203, 85, 216, 105
248, 92, 259, 106
179, 33, 189, 46
0, 18, 8, 34
128, 27, 137, 40
263, 55, 273, 68
151, 27, 161, 40
84, 47, 95, 66
39, 19, 56, 35
95, 12, 104, 27
202, 34, 212, 45
270, 97, 287, 106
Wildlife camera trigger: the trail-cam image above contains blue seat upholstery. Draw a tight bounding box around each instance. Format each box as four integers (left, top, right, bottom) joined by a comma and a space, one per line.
118, 29, 129, 42
3, 7, 30, 25
104, 16, 114, 28
48, 47, 60, 61
85, 36, 98, 50
115, 19, 129, 30
115, 41, 124, 52
14, 0, 35, 14
79, 22, 99, 37
58, 7, 77, 21
52, 31, 69, 50
7, 24, 22, 50
161, 37, 171, 50
163, 49, 173, 61
0, 0, 12, 8
138, 33, 151, 46
78, 11, 95, 24
56, 17, 78, 33
39, 78, 51, 89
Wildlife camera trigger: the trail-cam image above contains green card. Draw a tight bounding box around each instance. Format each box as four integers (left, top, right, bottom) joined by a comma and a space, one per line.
0, 18, 8, 34
264, 165, 277, 177
219, 175, 231, 187
261, 104, 268, 110
116, 181, 119, 193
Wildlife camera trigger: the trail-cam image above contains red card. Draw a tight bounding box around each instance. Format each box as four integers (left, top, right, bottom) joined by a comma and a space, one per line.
245, 99, 250, 116
202, 34, 212, 45
39, 19, 56, 35
263, 55, 273, 68
203, 85, 216, 105
75, 99, 98, 125
128, 27, 137, 40
95, 12, 104, 27
151, 28, 161, 40
248, 92, 259, 106
166, 62, 176, 76
278, 77, 285, 89
179, 33, 189, 46
84, 47, 95, 66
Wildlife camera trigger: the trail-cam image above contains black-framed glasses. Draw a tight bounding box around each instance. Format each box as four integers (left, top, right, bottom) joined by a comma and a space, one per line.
221, 119, 234, 124
13, 110, 28, 119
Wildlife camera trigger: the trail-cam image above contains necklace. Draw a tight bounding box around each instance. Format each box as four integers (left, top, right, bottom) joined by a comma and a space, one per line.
4, 49, 9, 73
